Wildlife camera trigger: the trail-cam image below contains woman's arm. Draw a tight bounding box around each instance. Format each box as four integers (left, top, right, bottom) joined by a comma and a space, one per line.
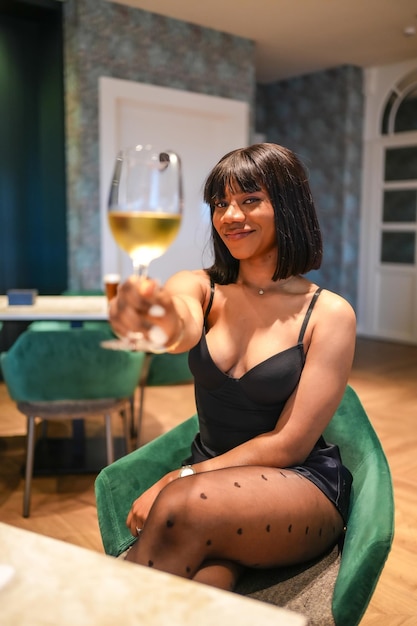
108, 270, 208, 353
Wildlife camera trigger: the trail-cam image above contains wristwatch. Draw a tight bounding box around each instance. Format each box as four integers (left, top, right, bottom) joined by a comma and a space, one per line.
178, 464, 196, 478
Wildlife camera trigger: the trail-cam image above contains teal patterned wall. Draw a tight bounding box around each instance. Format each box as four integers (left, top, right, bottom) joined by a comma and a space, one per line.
63, 0, 255, 289
63, 0, 363, 308
256, 66, 364, 308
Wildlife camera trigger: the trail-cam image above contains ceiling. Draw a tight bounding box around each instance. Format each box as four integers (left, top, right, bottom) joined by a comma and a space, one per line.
113, 0, 417, 83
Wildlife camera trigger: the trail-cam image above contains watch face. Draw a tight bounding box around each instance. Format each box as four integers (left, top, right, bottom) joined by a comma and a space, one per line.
180, 466, 195, 477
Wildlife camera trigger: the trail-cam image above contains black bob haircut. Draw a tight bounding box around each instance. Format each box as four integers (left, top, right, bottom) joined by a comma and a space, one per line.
203, 143, 323, 284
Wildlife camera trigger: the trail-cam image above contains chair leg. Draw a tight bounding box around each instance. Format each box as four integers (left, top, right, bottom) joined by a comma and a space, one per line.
23, 415, 36, 518
136, 383, 146, 449
121, 407, 131, 455
41, 420, 48, 438
135, 352, 153, 448
129, 393, 135, 438
104, 413, 114, 465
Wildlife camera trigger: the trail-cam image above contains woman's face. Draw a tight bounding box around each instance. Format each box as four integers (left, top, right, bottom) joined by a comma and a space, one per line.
212, 185, 277, 262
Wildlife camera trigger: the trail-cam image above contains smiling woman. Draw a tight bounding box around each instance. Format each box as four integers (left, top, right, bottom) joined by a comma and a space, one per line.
204, 143, 323, 286
107, 142, 356, 593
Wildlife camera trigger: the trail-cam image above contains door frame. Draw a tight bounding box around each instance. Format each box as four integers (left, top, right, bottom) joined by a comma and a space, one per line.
357, 57, 417, 344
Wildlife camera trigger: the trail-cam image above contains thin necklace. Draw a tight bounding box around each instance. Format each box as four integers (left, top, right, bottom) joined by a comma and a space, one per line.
241, 276, 294, 295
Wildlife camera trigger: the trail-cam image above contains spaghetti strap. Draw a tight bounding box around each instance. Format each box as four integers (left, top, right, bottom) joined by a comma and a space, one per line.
204, 278, 215, 329
297, 287, 323, 343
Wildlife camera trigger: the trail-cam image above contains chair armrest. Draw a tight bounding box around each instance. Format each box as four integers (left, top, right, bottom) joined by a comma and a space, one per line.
95, 415, 199, 556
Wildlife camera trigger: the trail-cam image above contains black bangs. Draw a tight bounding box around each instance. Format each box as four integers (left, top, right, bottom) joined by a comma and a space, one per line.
203, 150, 263, 209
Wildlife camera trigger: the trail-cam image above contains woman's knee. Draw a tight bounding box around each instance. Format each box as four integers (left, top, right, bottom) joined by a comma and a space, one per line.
146, 477, 202, 539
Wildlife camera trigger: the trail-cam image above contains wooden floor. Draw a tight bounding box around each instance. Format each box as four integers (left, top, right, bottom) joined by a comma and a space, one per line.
0, 337, 416, 624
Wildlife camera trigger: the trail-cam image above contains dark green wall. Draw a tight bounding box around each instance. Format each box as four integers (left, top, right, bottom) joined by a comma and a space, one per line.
0, 0, 67, 296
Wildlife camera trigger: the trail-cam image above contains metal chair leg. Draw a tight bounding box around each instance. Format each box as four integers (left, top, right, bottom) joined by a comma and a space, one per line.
136, 383, 146, 449
129, 394, 135, 438
104, 413, 114, 465
23, 415, 36, 518
135, 352, 153, 448
121, 407, 130, 455
41, 420, 48, 438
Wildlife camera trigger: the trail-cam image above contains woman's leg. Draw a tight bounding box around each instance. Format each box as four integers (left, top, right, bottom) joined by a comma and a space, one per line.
192, 560, 244, 590
125, 465, 343, 590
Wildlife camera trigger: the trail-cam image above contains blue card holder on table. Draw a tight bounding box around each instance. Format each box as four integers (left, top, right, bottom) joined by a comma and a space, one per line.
7, 290, 38, 305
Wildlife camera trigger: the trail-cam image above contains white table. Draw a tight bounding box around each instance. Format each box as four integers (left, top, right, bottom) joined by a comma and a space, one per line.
0, 295, 108, 322
0, 523, 307, 626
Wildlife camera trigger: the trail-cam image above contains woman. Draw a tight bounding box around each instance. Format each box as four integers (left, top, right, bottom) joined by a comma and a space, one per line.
109, 143, 356, 591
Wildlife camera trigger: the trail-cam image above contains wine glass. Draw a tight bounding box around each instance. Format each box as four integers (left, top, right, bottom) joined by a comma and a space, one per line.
108, 144, 183, 277
102, 144, 183, 351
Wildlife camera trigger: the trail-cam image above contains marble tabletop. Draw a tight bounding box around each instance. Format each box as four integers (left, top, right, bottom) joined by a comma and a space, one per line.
0, 295, 108, 321
0, 522, 307, 626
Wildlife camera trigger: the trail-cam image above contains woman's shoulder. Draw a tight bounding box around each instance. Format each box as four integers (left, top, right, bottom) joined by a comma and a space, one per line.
318, 287, 355, 313
165, 269, 212, 301
315, 287, 356, 330
293, 277, 354, 316
167, 268, 210, 287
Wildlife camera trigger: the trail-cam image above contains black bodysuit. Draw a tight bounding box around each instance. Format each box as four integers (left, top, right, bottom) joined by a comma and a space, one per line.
188, 283, 352, 523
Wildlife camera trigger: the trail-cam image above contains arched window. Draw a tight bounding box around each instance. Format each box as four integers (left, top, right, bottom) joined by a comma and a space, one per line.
381, 69, 417, 134
378, 69, 417, 267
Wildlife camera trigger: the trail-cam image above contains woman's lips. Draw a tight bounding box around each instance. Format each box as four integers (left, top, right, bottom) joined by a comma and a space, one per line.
224, 229, 253, 241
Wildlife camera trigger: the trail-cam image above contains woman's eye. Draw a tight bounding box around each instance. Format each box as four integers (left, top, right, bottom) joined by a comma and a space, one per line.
213, 195, 262, 211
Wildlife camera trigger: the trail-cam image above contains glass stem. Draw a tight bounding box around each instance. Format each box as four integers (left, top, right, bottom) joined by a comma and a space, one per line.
133, 260, 148, 278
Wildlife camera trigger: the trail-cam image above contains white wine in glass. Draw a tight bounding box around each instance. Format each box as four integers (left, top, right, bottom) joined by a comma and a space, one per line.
103, 144, 183, 351
108, 145, 183, 277
108, 212, 181, 275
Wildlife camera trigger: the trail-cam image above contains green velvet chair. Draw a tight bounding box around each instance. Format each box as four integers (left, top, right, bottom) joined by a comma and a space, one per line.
0, 328, 145, 517
95, 385, 394, 626
134, 351, 193, 446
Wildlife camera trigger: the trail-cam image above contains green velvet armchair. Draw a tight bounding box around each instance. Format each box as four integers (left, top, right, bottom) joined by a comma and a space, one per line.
95, 385, 394, 626
1, 328, 145, 517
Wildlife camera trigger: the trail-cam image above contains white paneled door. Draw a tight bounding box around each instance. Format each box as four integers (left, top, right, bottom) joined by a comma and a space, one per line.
358, 58, 417, 345
99, 77, 249, 284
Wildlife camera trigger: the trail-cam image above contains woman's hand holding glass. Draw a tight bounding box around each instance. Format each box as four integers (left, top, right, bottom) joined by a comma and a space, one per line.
107, 276, 184, 353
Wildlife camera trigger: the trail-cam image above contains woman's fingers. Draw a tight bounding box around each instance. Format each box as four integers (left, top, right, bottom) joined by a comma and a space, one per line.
126, 504, 144, 537
109, 277, 158, 333
109, 276, 179, 343
118, 276, 158, 309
